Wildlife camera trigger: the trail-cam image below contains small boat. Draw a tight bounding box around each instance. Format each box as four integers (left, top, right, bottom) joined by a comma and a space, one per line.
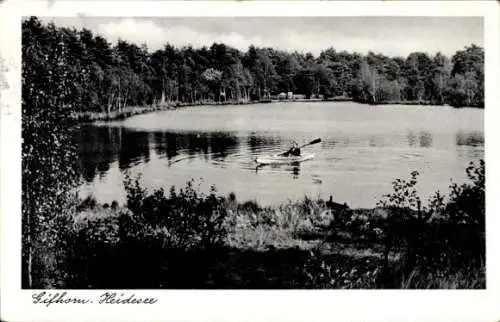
255, 153, 315, 165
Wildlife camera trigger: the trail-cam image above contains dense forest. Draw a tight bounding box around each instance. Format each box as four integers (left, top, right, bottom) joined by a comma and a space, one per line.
23, 16, 484, 117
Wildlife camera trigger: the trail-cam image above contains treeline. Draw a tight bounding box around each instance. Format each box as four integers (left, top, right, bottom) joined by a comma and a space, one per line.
23, 16, 484, 117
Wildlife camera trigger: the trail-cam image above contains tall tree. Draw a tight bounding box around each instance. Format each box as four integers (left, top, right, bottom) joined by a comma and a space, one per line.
22, 17, 80, 288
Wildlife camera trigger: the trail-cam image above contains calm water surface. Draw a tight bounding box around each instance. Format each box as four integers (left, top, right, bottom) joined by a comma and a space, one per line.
77, 102, 484, 208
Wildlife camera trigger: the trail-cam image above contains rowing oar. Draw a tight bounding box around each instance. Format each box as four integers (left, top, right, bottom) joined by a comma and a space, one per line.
278, 138, 322, 157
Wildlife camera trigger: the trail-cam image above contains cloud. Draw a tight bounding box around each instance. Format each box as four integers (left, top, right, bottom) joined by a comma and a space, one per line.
98, 19, 166, 50
46, 17, 483, 57
97, 18, 265, 52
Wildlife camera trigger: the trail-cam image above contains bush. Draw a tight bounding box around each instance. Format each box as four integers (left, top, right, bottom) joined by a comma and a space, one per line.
372, 160, 485, 280
122, 175, 230, 250
63, 177, 232, 288
427, 159, 485, 268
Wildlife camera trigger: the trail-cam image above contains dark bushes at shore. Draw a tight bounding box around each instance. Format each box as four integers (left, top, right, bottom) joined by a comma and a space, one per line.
60, 160, 485, 289
123, 176, 229, 250
385, 161, 484, 275
311, 159, 485, 288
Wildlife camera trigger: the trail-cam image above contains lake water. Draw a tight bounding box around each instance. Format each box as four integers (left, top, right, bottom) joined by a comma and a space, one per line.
76, 102, 484, 209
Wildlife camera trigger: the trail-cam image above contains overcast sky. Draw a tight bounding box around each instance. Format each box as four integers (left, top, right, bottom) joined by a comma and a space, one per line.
39, 17, 483, 57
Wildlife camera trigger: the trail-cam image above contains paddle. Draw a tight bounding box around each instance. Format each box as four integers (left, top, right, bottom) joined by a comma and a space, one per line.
278, 138, 322, 157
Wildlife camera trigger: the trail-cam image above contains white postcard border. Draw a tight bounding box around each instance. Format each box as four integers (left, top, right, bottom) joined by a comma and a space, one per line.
1, 1, 499, 322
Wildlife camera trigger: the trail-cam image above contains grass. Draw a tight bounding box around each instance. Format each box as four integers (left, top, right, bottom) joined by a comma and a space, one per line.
401, 266, 485, 289
70, 105, 171, 123
70, 99, 257, 123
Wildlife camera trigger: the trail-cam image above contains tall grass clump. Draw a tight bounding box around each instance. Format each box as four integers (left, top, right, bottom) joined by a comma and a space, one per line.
224, 193, 334, 250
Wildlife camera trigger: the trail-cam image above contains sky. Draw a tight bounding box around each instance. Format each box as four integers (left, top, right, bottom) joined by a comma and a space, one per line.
39, 16, 483, 57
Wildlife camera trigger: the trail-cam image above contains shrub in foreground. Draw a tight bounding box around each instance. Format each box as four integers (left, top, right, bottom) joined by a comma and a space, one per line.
64, 176, 231, 287
123, 175, 229, 250
301, 160, 485, 289
369, 160, 484, 286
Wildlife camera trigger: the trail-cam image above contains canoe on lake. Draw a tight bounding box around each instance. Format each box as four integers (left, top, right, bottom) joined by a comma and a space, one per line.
255, 153, 315, 165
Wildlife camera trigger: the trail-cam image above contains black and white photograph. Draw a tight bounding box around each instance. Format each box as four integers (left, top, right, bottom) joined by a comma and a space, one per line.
1, 0, 500, 321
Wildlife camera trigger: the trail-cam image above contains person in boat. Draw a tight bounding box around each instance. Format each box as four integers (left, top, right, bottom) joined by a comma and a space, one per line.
283, 141, 301, 157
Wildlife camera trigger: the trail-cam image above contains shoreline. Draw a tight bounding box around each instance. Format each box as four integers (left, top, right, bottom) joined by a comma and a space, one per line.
70, 97, 351, 123
71, 98, 481, 124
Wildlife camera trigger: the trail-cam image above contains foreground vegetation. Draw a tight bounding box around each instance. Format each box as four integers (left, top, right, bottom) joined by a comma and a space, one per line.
24, 16, 484, 120
47, 161, 486, 289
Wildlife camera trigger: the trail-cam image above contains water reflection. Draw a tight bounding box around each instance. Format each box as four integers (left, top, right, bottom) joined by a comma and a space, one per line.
247, 133, 282, 153
186, 133, 210, 157
77, 126, 485, 186
407, 131, 433, 148
209, 132, 240, 159
407, 131, 417, 147
76, 126, 243, 182
153, 132, 212, 161
291, 165, 300, 179
77, 126, 122, 182
368, 136, 378, 147
321, 138, 338, 148
456, 131, 484, 147
419, 131, 433, 148
255, 162, 301, 179
119, 130, 150, 170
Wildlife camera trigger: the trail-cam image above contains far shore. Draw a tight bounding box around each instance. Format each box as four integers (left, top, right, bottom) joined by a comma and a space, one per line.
71, 97, 476, 124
